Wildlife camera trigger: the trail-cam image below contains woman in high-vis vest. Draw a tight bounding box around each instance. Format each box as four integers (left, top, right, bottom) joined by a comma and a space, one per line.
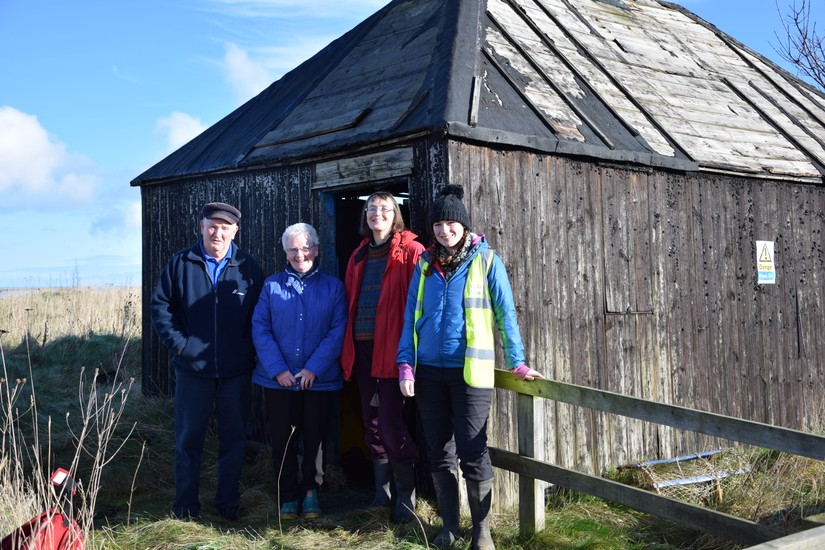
341, 191, 424, 524
396, 184, 542, 550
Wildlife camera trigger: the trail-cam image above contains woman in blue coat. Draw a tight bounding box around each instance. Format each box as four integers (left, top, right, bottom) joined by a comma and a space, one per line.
396, 185, 542, 550
252, 223, 346, 521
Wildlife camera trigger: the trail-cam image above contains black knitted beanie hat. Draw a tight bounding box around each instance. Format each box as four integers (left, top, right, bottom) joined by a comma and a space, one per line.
431, 184, 471, 229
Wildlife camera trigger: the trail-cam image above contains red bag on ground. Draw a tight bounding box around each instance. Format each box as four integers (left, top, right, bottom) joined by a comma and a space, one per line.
0, 510, 84, 550
1, 468, 85, 550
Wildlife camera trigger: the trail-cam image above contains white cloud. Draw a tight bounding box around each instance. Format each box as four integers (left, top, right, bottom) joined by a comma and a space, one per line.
154, 111, 208, 152
203, 0, 387, 104
205, 0, 386, 19
222, 42, 275, 102
111, 65, 141, 83
0, 106, 99, 209
221, 37, 349, 103
91, 200, 142, 237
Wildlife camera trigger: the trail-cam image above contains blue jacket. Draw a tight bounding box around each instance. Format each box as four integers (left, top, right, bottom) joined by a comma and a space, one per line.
151, 241, 264, 378
396, 235, 525, 370
252, 266, 347, 392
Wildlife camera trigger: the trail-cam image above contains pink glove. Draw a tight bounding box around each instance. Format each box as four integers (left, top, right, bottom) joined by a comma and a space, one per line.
398, 363, 415, 397
512, 364, 544, 381
397, 363, 415, 381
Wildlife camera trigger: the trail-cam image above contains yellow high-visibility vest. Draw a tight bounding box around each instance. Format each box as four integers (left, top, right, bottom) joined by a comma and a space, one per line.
413, 249, 496, 388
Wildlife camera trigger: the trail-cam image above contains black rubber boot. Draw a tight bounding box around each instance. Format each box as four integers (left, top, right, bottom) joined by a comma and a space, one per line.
390, 462, 416, 523
369, 458, 392, 508
431, 470, 460, 548
466, 478, 495, 550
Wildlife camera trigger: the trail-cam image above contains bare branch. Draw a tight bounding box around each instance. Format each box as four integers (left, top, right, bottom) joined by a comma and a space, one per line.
773, 0, 825, 90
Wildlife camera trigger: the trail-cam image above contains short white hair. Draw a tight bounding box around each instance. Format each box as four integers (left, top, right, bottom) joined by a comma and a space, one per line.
281, 223, 319, 251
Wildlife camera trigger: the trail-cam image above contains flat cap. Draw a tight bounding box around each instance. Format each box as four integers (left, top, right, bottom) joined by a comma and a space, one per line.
202, 202, 241, 224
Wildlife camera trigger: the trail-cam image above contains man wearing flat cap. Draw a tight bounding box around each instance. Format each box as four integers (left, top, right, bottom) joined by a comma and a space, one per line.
151, 201, 264, 521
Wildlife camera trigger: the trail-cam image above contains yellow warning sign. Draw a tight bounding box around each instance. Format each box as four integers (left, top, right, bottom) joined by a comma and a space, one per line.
756, 241, 775, 284
759, 244, 772, 263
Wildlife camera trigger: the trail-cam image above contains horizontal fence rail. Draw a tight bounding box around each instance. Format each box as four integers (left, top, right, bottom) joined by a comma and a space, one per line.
494, 371, 825, 460
489, 369, 825, 546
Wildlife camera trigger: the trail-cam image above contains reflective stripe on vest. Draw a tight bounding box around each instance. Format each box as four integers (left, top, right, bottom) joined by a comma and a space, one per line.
413, 249, 496, 388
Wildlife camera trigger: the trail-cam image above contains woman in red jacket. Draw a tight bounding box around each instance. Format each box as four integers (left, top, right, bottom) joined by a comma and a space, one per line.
341, 191, 424, 523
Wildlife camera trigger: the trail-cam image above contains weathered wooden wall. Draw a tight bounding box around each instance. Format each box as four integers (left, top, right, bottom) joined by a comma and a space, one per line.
140, 136, 825, 512
448, 141, 825, 500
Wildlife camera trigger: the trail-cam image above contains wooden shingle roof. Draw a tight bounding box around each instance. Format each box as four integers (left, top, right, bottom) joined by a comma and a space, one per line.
133, 0, 825, 186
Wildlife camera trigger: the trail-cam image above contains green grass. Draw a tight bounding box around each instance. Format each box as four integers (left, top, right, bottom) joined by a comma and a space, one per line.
2, 287, 824, 549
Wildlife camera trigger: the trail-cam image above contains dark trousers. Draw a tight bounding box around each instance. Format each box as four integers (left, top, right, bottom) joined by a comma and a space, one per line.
173, 369, 251, 516
354, 340, 419, 464
415, 364, 494, 482
263, 387, 336, 502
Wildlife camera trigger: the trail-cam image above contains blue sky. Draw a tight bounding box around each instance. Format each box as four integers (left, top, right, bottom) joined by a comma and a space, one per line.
0, 0, 822, 288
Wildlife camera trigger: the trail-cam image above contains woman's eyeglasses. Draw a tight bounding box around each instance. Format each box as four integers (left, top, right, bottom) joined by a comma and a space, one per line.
287, 246, 315, 256
365, 206, 393, 214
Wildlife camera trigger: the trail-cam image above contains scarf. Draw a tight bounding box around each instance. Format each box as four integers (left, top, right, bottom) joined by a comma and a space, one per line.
436, 232, 472, 280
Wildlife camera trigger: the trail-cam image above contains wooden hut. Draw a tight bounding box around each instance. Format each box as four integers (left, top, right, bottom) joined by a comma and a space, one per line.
132, 0, 825, 506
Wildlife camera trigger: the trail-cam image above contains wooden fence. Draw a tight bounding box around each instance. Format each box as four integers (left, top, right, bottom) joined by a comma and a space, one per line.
489, 369, 825, 547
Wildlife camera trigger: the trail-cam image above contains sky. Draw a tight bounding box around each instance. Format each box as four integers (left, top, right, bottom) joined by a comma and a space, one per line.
0, 0, 822, 288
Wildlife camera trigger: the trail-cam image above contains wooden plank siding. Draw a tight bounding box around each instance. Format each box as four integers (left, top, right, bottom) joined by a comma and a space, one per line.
139, 136, 825, 512
444, 140, 825, 494
790, 184, 825, 432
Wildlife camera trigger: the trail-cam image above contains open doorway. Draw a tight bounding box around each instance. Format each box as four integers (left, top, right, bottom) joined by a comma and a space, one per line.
324, 180, 415, 489
333, 183, 413, 276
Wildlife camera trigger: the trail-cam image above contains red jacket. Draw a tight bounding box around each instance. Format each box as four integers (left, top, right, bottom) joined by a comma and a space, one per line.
341, 229, 424, 380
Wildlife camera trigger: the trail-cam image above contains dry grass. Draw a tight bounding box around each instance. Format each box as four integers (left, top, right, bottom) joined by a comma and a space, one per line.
0, 286, 140, 348
718, 450, 825, 526
2, 287, 825, 549
610, 445, 825, 540
0, 286, 141, 545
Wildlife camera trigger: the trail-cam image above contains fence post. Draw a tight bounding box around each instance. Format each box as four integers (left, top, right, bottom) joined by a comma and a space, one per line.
517, 392, 545, 534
